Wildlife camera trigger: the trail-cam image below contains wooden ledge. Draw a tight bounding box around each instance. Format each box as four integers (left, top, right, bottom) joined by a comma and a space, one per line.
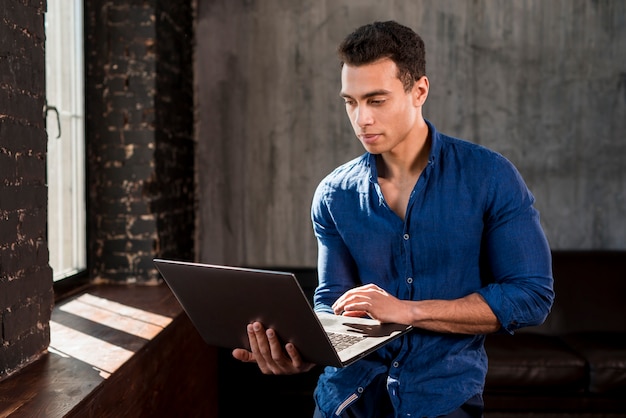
0, 284, 218, 417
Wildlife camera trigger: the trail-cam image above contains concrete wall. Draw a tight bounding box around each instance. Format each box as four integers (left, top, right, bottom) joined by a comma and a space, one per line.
195, 0, 626, 267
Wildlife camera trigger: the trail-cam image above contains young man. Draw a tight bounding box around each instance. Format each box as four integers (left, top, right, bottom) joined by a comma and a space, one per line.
233, 21, 554, 417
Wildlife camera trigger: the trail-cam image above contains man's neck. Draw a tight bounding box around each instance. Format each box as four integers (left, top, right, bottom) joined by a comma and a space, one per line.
375, 122, 431, 219
377, 122, 431, 181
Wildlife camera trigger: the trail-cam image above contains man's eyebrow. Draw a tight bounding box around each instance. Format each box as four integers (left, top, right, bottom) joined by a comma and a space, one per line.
340, 89, 391, 99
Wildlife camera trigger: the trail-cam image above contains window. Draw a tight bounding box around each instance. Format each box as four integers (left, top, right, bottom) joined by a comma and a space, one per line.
45, 0, 86, 281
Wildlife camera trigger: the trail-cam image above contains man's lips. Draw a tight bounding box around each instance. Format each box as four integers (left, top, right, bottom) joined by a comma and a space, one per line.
359, 133, 381, 145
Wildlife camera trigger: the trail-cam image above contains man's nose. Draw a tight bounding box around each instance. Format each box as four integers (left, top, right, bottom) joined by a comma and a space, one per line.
355, 105, 373, 127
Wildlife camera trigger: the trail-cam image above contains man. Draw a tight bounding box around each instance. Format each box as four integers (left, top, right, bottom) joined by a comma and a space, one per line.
233, 21, 554, 417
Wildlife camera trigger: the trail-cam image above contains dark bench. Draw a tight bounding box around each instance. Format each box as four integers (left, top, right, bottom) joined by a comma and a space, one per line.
484, 251, 626, 417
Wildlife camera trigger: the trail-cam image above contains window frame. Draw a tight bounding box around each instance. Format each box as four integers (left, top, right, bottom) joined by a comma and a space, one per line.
45, 0, 89, 297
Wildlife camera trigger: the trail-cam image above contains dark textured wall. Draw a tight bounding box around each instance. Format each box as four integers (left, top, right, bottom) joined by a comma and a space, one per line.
195, 0, 626, 268
0, 0, 53, 379
85, 0, 195, 283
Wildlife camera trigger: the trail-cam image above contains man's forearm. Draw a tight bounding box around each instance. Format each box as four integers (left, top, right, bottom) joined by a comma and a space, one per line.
407, 293, 501, 334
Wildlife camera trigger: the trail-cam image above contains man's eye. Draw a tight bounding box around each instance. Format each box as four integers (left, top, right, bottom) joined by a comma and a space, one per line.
344, 100, 356, 106
370, 99, 384, 105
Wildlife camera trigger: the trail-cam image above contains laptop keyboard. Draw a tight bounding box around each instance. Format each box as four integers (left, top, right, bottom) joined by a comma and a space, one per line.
327, 331, 364, 351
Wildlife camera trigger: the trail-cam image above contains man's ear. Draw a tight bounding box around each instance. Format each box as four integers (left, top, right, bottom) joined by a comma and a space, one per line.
412, 76, 429, 107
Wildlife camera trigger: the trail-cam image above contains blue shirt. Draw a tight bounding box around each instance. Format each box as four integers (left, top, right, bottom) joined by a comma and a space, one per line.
310, 120, 554, 417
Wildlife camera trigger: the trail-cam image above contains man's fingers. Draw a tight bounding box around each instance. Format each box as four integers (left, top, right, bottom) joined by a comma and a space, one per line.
333, 284, 383, 313
232, 348, 256, 363
237, 322, 315, 375
264, 328, 297, 373
285, 342, 304, 367
341, 309, 369, 317
248, 322, 273, 373
266, 329, 284, 360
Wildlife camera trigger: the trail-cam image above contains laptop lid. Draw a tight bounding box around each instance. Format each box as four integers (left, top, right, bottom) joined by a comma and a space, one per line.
153, 259, 411, 367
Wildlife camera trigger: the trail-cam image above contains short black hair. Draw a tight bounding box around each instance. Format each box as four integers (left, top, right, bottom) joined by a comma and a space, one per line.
337, 21, 426, 92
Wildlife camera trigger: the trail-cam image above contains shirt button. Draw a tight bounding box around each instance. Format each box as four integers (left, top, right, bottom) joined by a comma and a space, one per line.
407, 277, 413, 284
357, 387, 364, 393
403, 233, 409, 240
393, 361, 400, 368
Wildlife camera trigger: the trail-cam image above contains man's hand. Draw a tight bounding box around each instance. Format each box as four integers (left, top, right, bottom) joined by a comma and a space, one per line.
333, 284, 501, 334
231, 321, 316, 375
332, 283, 411, 324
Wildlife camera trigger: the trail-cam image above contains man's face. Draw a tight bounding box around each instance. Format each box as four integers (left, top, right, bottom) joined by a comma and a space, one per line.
340, 58, 425, 155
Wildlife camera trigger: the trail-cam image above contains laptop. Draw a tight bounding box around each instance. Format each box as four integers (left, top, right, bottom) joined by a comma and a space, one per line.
153, 259, 412, 368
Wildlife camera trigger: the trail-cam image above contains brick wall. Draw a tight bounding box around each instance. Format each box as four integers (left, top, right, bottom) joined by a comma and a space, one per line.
85, 0, 195, 283
0, 1, 53, 379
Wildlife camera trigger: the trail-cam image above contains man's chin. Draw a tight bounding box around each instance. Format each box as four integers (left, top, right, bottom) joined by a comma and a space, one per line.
358, 139, 383, 154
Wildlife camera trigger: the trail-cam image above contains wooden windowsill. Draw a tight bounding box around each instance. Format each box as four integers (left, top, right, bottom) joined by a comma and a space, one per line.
0, 283, 218, 417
